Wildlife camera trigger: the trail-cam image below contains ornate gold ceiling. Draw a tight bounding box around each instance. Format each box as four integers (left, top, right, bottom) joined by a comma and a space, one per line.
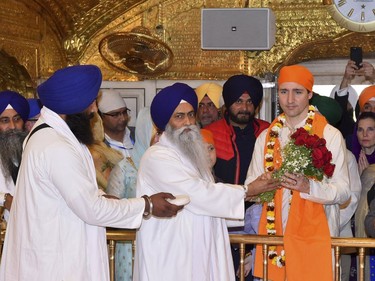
1, 0, 375, 96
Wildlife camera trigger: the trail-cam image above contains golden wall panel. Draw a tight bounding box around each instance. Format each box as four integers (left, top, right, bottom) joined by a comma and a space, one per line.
0, 0, 66, 96
83, 0, 367, 81
2, 0, 375, 89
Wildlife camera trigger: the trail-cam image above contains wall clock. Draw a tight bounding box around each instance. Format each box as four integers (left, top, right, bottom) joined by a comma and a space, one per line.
325, 0, 375, 32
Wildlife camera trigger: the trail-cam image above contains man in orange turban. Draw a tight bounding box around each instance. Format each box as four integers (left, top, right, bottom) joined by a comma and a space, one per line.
245, 64, 351, 281
200, 128, 216, 169
358, 85, 375, 113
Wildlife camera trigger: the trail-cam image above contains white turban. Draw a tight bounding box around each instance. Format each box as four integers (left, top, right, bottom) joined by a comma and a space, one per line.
97, 89, 127, 113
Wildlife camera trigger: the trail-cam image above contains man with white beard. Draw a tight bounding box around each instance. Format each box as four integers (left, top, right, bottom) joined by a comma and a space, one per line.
0, 90, 29, 220
133, 83, 279, 281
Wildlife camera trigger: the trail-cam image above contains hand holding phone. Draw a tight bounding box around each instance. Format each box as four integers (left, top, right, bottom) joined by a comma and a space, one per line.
350, 47, 363, 69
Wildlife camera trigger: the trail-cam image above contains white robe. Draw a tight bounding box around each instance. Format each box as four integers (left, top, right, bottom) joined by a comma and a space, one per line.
0, 160, 14, 222
133, 134, 245, 281
339, 150, 361, 237
0, 107, 145, 281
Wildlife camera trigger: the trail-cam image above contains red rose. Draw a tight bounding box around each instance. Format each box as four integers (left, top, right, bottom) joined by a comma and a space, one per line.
305, 134, 320, 148
323, 163, 335, 177
323, 150, 332, 162
313, 138, 326, 148
312, 147, 325, 168
294, 134, 308, 146
291, 128, 309, 139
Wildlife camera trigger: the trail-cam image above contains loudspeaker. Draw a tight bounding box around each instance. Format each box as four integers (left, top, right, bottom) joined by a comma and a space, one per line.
201, 8, 276, 50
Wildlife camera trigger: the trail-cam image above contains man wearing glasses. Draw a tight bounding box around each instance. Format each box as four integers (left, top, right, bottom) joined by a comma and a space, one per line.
97, 89, 134, 158
0, 90, 29, 220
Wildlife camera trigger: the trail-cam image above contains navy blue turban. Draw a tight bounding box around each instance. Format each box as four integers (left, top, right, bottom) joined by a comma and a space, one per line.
151, 83, 198, 131
222, 75, 263, 109
37, 65, 102, 115
27, 98, 43, 119
0, 91, 30, 122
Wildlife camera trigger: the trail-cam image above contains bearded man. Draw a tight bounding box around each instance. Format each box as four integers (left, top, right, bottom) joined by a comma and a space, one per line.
205, 75, 269, 186
0, 90, 29, 220
0, 65, 183, 281
133, 83, 278, 281
204, 75, 269, 280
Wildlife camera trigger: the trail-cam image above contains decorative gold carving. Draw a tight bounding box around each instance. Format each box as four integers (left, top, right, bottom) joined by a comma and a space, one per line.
99, 27, 174, 77
64, 35, 88, 64
0, 50, 35, 98
2, 0, 375, 84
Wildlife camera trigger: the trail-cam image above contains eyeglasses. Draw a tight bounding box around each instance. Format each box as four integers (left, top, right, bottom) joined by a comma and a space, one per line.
103, 108, 130, 118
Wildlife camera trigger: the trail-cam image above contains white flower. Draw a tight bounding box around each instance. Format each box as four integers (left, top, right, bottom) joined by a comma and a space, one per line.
267, 216, 275, 221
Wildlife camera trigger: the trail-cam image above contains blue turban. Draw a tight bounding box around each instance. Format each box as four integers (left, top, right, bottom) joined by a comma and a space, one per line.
0, 91, 29, 122
223, 75, 263, 108
151, 83, 198, 131
27, 98, 43, 119
37, 65, 102, 115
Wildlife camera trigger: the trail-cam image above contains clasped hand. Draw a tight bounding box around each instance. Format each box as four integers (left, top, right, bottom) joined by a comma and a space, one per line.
245, 172, 279, 200
280, 172, 310, 193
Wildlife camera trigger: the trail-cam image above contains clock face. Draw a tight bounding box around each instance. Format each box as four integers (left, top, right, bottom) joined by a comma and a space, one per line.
327, 0, 375, 32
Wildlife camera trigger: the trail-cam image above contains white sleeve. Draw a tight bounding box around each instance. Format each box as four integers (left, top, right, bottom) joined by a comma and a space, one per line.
339, 150, 361, 230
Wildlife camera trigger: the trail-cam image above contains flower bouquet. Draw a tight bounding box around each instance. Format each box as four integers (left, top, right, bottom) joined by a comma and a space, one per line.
259, 127, 335, 203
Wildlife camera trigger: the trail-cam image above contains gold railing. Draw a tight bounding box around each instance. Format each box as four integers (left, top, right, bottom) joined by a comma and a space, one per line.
106, 229, 375, 281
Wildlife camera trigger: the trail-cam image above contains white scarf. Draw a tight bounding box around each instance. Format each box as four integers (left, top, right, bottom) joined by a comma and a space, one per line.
38, 107, 97, 186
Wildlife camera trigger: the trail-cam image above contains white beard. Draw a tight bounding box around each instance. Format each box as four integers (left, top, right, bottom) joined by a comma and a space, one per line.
165, 124, 212, 180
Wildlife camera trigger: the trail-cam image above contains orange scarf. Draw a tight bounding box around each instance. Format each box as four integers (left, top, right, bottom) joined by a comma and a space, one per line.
254, 113, 333, 281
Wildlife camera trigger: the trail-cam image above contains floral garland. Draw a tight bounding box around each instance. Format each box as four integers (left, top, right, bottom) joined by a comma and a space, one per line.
264, 105, 316, 268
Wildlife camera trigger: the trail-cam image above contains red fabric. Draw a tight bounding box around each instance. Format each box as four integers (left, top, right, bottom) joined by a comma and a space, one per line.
205, 117, 269, 161
254, 113, 333, 281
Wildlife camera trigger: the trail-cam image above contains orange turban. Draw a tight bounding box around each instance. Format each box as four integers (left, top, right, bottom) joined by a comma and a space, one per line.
278, 65, 314, 92
200, 129, 215, 145
359, 85, 375, 111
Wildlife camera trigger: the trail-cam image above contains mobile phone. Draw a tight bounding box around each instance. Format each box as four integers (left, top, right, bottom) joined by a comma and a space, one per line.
350, 47, 363, 69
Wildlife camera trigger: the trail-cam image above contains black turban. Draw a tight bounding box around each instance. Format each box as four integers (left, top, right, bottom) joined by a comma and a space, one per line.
222, 75, 263, 109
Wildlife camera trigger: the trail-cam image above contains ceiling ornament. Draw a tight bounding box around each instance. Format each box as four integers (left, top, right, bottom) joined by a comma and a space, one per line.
99, 26, 174, 76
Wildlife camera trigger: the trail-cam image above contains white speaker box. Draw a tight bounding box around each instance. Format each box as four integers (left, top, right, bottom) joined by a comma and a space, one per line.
201, 8, 276, 50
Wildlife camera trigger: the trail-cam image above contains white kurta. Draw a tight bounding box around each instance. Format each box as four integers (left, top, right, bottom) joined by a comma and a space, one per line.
245, 119, 351, 237
0, 160, 15, 222
339, 150, 361, 237
133, 134, 245, 281
0, 107, 145, 281
104, 127, 134, 158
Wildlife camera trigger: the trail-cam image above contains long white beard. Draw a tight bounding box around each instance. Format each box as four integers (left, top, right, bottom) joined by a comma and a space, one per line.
165, 124, 212, 179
